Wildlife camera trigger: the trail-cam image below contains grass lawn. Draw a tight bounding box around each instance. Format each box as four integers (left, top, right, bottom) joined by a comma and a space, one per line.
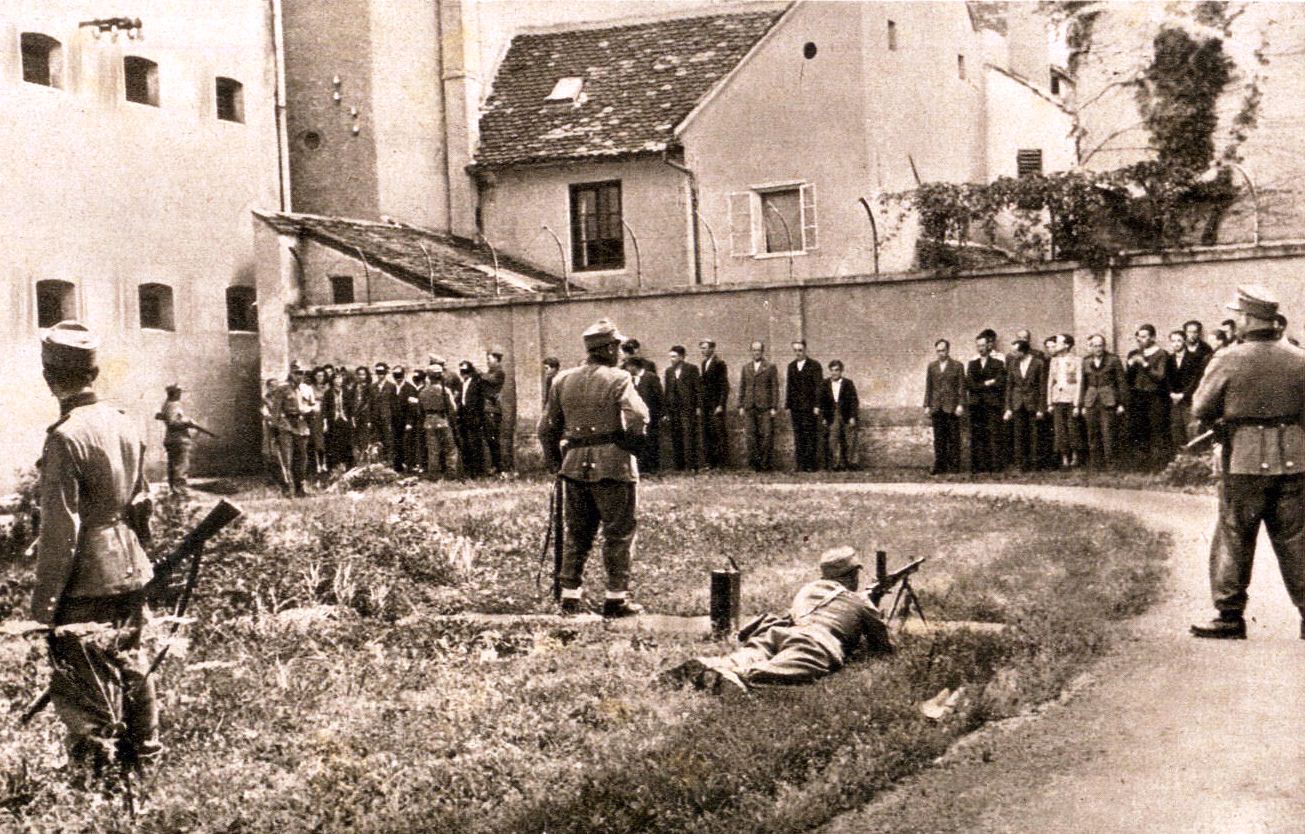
0, 476, 1168, 834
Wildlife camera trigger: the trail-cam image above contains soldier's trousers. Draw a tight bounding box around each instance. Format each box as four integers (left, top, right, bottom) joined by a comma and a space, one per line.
424, 423, 456, 477
1211, 474, 1305, 614
50, 592, 159, 762
560, 478, 636, 593
164, 441, 192, 493
277, 431, 309, 494
704, 625, 842, 686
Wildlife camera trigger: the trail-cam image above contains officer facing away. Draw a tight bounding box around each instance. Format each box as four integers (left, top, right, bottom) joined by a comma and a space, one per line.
538, 319, 650, 617
156, 383, 194, 495
1191, 285, 1305, 640
31, 321, 161, 775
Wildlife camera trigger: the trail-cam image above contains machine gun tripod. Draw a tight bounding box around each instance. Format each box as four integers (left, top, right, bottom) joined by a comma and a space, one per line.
866, 550, 927, 627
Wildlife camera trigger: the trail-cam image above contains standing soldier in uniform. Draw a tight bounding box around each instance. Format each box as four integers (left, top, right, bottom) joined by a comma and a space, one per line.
31, 321, 161, 775
483, 348, 507, 474
273, 362, 313, 497
539, 320, 649, 617
1191, 286, 1305, 640
157, 384, 194, 495
419, 359, 459, 479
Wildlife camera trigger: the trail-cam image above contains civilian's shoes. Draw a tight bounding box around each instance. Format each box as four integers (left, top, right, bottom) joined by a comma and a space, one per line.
560, 598, 581, 616
1190, 615, 1246, 640
701, 668, 750, 699
602, 599, 643, 618
658, 658, 709, 689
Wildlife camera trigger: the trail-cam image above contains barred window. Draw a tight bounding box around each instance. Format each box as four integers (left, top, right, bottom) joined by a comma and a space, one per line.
570, 181, 624, 271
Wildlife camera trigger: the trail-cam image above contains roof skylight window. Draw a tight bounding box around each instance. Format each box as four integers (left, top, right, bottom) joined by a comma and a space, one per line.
546, 77, 584, 102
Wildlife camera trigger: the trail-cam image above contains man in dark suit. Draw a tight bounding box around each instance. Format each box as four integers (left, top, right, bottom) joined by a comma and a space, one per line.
1077, 333, 1128, 470
1125, 323, 1173, 471
966, 329, 1006, 473
1168, 329, 1207, 449
390, 365, 411, 471
699, 339, 730, 468
630, 357, 663, 476
923, 339, 965, 474
819, 360, 860, 470
1003, 339, 1046, 471
738, 340, 779, 471
663, 345, 702, 471
786, 340, 824, 472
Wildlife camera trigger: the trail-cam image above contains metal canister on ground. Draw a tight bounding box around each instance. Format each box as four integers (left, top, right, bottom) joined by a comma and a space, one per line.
709, 565, 741, 636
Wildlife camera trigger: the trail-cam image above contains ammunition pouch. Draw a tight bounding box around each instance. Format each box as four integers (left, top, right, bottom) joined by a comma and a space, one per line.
1226, 421, 1305, 476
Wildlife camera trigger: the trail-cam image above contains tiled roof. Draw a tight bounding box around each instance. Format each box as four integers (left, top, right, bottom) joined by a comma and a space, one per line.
255, 212, 576, 297
476, 10, 783, 167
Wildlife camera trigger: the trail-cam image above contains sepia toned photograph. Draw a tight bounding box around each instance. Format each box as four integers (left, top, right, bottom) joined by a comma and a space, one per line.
1, 1, 1303, 831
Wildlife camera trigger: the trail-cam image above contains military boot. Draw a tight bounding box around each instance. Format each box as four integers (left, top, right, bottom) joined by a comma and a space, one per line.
1190, 612, 1246, 640
602, 598, 643, 619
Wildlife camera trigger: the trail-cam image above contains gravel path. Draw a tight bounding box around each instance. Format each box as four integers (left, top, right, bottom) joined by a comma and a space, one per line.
769, 483, 1305, 834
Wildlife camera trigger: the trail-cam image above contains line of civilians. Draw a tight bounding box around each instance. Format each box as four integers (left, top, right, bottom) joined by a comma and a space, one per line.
260, 313, 1286, 495
261, 351, 509, 496
926, 316, 1294, 475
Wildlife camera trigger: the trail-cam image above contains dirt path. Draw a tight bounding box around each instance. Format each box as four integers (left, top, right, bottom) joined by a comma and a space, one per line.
768, 483, 1305, 834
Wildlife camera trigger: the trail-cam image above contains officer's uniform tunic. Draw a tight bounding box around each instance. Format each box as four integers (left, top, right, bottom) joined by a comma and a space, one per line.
538, 361, 649, 595
706, 580, 889, 685
1194, 331, 1305, 616
160, 398, 193, 493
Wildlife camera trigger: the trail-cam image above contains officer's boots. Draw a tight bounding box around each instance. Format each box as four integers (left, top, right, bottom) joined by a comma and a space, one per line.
1190, 611, 1247, 640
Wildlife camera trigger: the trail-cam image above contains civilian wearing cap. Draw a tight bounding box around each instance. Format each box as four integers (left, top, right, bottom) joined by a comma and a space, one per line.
659, 546, 890, 695
538, 319, 650, 617
155, 383, 194, 495
1192, 285, 1305, 640
33, 321, 161, 772
483, 347, 508, 474
699, 339, 731, 468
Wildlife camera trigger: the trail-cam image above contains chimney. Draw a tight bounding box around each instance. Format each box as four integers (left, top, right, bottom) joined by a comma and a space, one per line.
438, 0, 481, 240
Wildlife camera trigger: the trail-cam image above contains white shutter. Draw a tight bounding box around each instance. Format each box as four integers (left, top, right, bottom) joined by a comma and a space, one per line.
728, 191, 753, 257
800, 182, 818, 250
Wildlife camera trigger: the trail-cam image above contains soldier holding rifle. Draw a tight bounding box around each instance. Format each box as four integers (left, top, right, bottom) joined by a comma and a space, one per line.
30, 321, 161, 776
155, 383, 216, 496
538, 320, 649, 618
1190, 286, 1305, 640
660, 546, 894, 695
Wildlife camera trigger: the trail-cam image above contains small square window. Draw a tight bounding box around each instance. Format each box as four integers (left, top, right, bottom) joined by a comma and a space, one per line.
124, 56, 160, 107
1017, 149, 1044, 178
330, 275, 355, 304
36, 280, 76, 328
21, 33, 62, 88
139, 283, 175, 331
216, 77, 244, 123
226, 286, 257, 331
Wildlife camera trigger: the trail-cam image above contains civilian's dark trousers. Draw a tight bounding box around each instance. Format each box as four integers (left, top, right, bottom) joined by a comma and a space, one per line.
484, 411, 504, 473
968, 404, 1003, 473
1009, 408, 1040, 471
1084, 404, 1118, 469
703, 408, 730, 468
637, 424, 661, 476
791, 411, 820, 471
1130, 391, 1172, 470
561, 477, 637, 593
931, 411, 962, 473
1211, 473, 1305, 615
825, 415, 857, 470
744, 409, 774, 471
668, 413, 700, 470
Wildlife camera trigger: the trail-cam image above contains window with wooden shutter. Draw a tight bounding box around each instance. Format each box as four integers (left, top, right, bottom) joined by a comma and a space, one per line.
728, 192, 753, 257
800, 183, 818, 250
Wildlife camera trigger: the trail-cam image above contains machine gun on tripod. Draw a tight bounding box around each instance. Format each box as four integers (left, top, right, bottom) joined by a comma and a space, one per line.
865, 550, 926, 626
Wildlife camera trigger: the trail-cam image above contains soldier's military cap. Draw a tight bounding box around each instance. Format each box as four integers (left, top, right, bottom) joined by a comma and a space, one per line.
289, 360, 306, 374
428, 354, 446, 368
819, 546, 862, 579
166, 383, 183, 395
583, 319, 626, 350
1226, 285, 1278, 320
41, 320, 99, 371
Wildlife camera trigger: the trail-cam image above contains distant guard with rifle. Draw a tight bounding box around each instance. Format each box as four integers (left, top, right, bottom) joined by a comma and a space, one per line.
538, 319, 649, 617
30, 321, 161, 775
1191, 286, 1305, 640
659, 547, 894, 695
155, 383, 215, 495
